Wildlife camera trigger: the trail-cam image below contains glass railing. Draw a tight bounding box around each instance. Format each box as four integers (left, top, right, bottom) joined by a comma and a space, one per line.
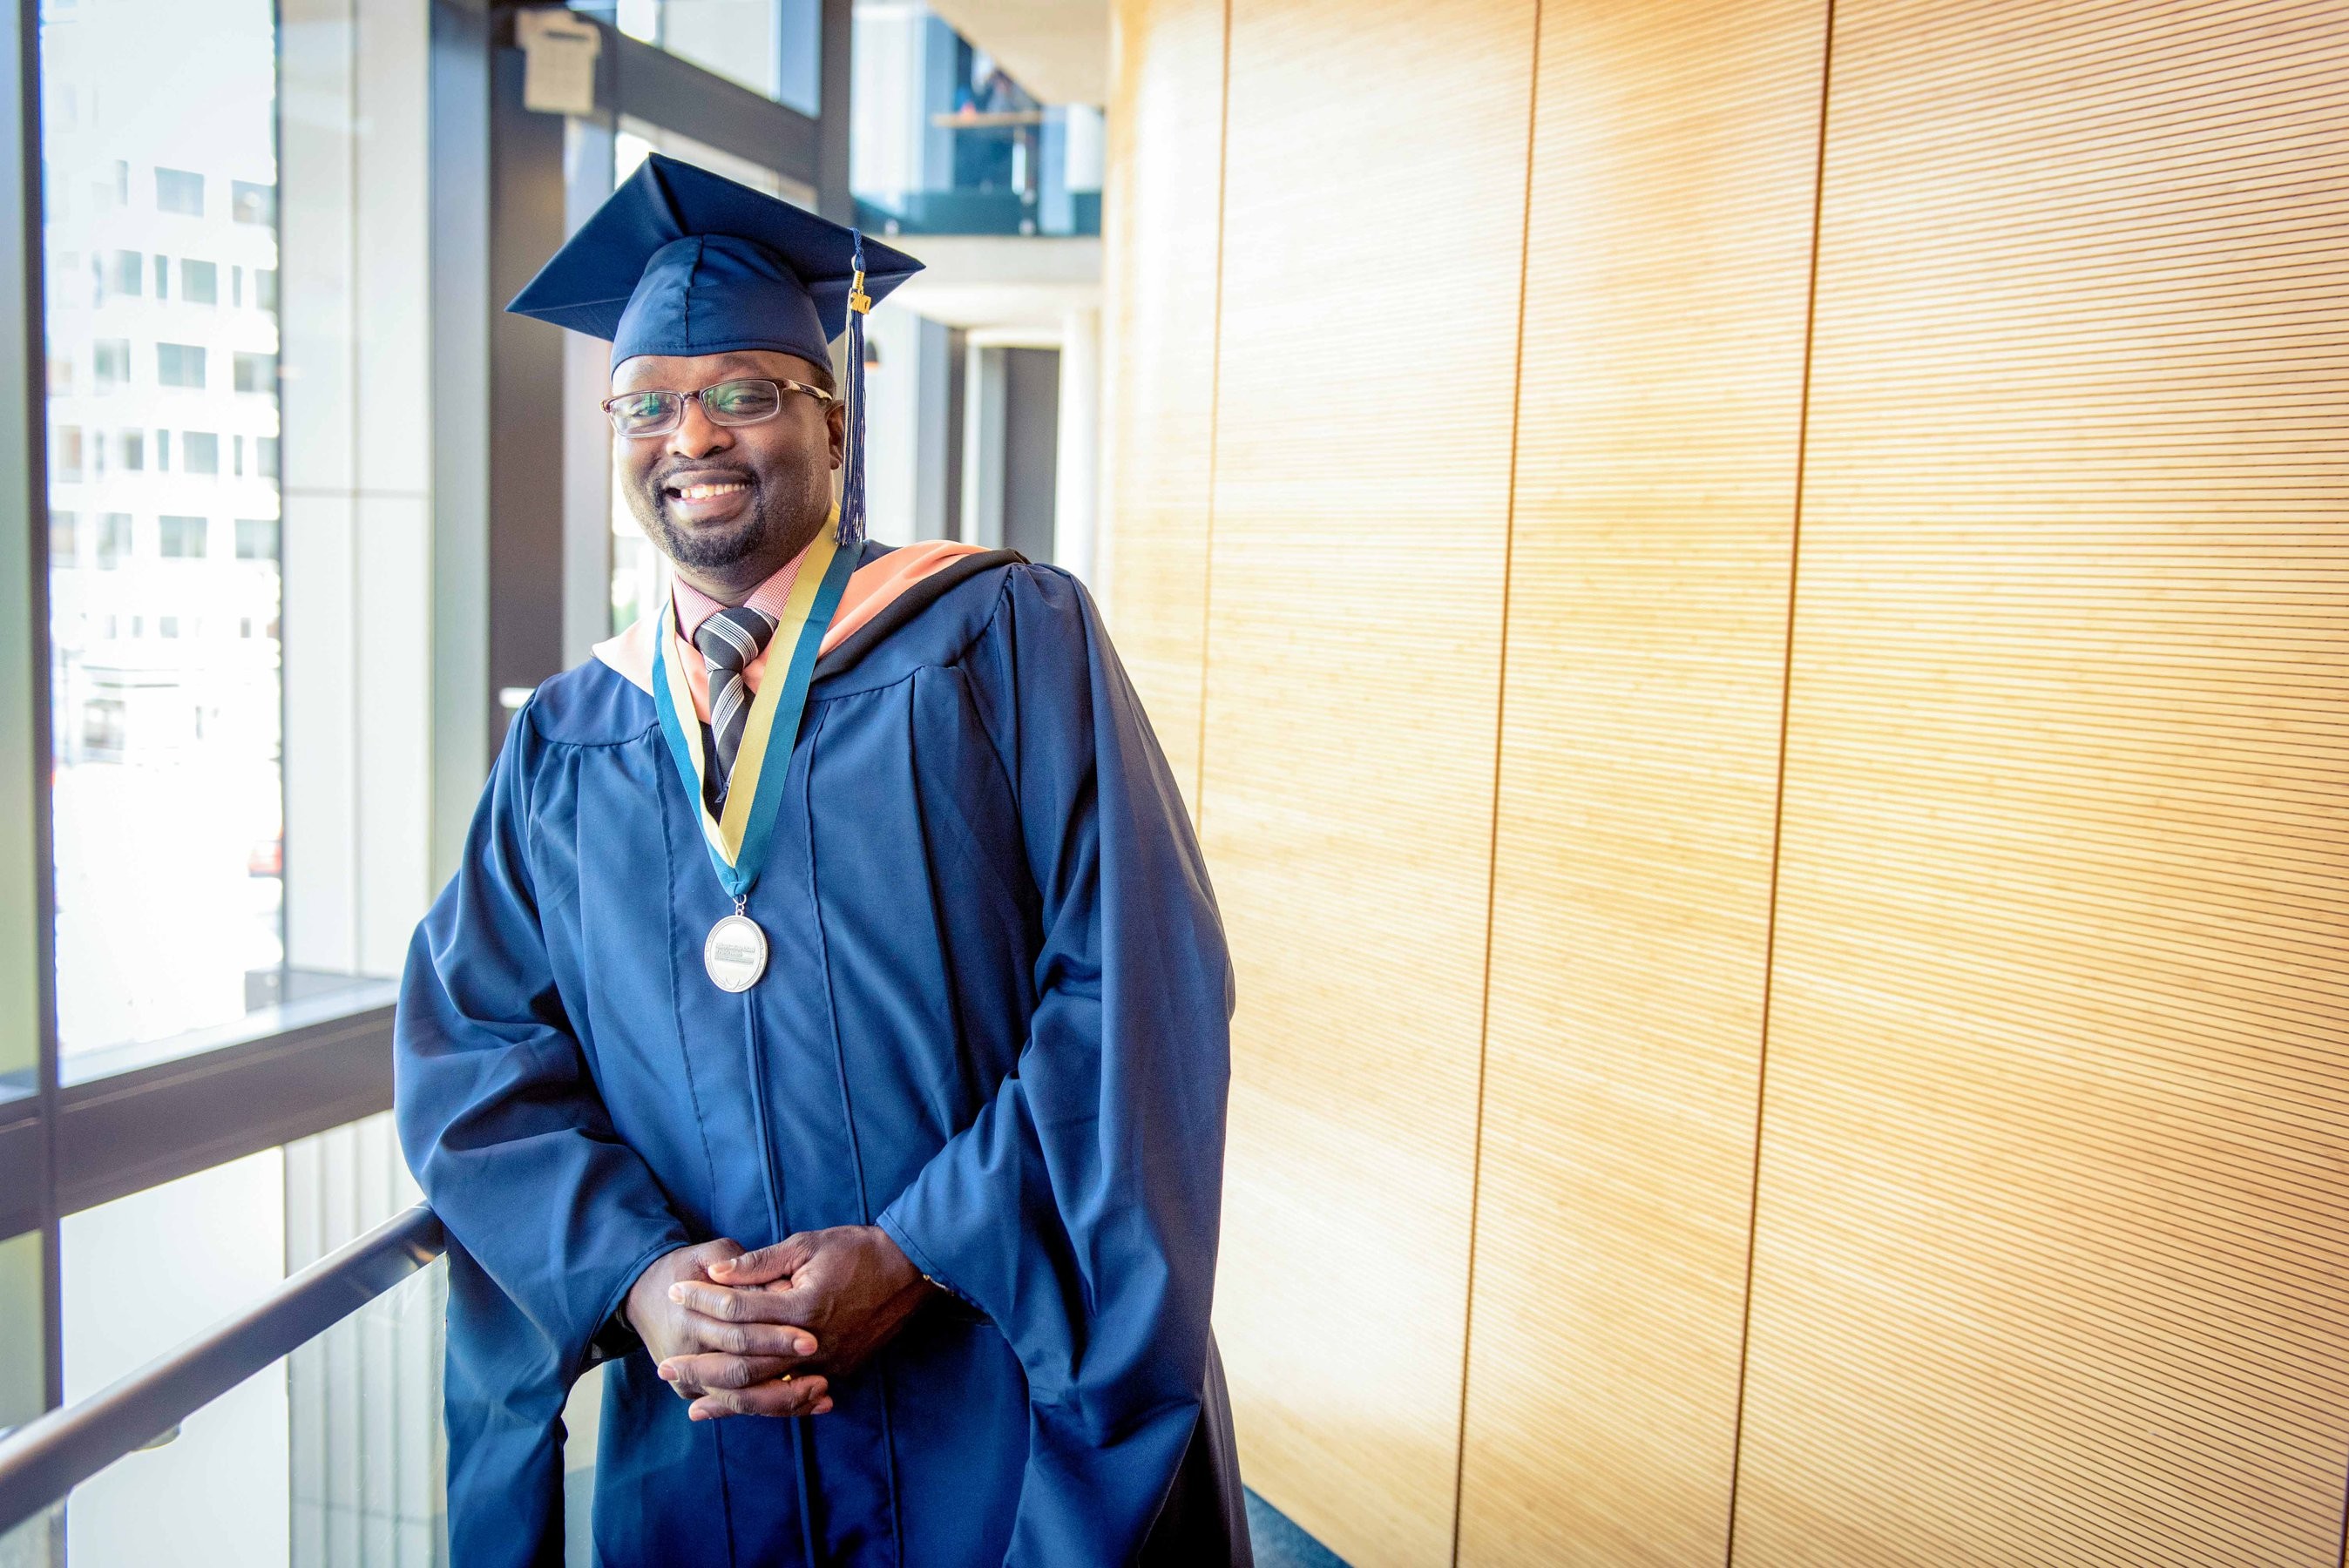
0, 1206, 444, 1559
854, 104, 1104, 239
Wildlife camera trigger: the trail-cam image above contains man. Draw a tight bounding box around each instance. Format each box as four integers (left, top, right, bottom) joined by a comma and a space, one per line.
395, 154, 1248, 1567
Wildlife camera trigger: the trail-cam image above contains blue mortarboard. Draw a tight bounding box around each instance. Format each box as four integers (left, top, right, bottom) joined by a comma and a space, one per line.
506, 152, 924, 545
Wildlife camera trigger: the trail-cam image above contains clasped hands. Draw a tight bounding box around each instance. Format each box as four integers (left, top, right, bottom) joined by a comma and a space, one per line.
624, 1224, 937, 1423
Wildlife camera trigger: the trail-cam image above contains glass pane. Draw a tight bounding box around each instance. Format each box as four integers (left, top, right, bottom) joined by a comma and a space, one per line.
0, 1504, 61, 1568
584, 0, 821, 116
0, 1227, 44, 1435
39, 0, 288, 1072
850, 6, 1105, 239
58, 1115, 441, 1565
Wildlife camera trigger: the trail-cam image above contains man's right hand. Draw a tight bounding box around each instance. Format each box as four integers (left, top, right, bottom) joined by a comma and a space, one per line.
623, 1240, 833, 1420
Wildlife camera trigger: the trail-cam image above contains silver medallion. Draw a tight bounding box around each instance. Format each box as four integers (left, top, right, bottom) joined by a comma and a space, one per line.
703, 912, 768, 992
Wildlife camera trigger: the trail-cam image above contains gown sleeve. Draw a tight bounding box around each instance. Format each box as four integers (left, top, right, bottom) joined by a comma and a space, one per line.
874, 564, 1235, 1565
394, 703, 693, 1566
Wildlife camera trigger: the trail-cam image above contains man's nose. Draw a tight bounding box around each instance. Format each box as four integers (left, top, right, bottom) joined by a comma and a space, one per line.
664, 396, 734, 460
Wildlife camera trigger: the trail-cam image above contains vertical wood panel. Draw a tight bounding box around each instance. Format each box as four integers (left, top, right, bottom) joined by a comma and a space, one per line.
1199, 0, 1533, 1560
1099, 0, 1226, 807
1736, 3, 2349, 1562
1456, 2, 1824, 1563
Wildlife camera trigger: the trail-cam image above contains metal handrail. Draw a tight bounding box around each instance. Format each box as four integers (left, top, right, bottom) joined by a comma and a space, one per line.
0, 1202, 444, 1536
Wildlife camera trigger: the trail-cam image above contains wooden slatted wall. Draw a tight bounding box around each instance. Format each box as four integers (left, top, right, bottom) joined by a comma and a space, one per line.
1196, 0, 1534, 1560
1094, 1, 2349, 1563
1100, 0, 1227, 803
1732, 3, 2349, 1563
1454, 2, 1824, 1562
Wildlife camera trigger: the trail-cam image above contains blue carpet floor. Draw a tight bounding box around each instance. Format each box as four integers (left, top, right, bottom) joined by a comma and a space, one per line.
1245, 1488, 1351, 1568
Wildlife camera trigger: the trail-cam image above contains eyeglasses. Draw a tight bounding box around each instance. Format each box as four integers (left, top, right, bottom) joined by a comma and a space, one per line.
600, 376, 835, 439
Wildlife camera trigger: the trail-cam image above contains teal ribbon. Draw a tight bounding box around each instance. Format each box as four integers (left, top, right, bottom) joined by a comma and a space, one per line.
649, 543, 858, 902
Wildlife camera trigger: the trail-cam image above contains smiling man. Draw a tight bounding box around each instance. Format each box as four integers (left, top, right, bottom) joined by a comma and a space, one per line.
394, 155, 1248, 1567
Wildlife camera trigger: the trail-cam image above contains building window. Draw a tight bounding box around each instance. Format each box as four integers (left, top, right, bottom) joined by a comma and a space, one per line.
119, 429, 144, 470
92, 339, 129, 388
53, 424, 84, 482
156, 429, 171, 470
155, 342, 205, 388
96, 513, 132, 567
47, 354, 72, 395
254, 267, 276, 311
233, 435, 243, 476
234, 517, 277, 561
50, 511, 77, 567
256, 435, 279, 477
181, 258, 218, 305
182, 432, 220, 476
159, 616, 179, 639
152, 253, 168, 299
154, 166, 203, 214
111, 249, 141, 296
232, 352, 274, 394
231, 179, 273, 225
158, 515, 208, 558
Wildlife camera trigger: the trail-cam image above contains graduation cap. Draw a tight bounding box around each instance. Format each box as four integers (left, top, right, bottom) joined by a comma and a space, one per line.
506, 152, 924, 548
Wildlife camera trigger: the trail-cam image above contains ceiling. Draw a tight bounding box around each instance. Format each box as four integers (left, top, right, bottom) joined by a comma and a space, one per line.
917, 0, 1109, 105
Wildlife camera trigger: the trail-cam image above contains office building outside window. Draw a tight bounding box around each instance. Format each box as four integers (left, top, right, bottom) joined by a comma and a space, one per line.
40, 0, 286, 1072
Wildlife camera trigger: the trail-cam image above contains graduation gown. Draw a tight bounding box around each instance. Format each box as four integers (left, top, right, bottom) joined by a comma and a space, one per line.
394, 550, 1248, 1567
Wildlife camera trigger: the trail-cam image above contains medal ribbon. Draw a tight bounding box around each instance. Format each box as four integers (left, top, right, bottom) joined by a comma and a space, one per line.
651, 527, 858, 902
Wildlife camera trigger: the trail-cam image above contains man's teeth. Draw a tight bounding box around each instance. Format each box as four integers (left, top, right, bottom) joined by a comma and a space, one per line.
674, 481, 749, 501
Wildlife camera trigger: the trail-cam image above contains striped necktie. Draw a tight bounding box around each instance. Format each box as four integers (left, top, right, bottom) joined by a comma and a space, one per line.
694, 605, 781, 800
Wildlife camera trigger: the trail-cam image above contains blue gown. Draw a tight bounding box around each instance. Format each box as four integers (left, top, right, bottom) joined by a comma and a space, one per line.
395, 552, 1249, 1567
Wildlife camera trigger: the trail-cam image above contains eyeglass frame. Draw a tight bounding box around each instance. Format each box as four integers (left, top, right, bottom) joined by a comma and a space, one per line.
599, 376, 837, 439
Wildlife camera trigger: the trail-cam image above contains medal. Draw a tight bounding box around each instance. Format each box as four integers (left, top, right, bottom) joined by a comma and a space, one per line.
703, 908, 769, 991
650, 520, 858, 990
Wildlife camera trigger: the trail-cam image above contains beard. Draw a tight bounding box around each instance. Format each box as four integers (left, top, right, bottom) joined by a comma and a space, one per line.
627, 458, 833, 574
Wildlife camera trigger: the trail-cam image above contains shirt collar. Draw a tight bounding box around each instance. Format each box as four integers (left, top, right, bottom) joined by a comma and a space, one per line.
669, 544, 810, 643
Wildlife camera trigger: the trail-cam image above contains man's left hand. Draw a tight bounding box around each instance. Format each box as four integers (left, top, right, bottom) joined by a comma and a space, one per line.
660, 1224, 938, 1421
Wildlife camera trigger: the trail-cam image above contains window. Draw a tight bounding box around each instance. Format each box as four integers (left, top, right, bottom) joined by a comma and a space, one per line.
155, 342, 204, 388
47, 353, 72, 394
50, 511, 78, 567
154, 166, 203, 214
157, 516, 208, 558
39, 0, 433, 1106
53, 424, 83, 481
95, 514, 132, 568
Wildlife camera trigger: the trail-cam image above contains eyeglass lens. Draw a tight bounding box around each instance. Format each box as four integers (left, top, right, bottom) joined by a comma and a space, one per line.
606, 378, 788, 437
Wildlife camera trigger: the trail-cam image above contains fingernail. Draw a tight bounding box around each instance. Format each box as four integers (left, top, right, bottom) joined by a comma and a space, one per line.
814, 1399, 833, 1415
796, 1337, 816, 1355
668, 1284, 687, 1301
687, 1409, 704, 1422
657, 1364, 675, 1382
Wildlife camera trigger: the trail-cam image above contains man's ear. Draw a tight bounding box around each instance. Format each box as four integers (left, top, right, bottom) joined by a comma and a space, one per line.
828, 400, 846, 470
